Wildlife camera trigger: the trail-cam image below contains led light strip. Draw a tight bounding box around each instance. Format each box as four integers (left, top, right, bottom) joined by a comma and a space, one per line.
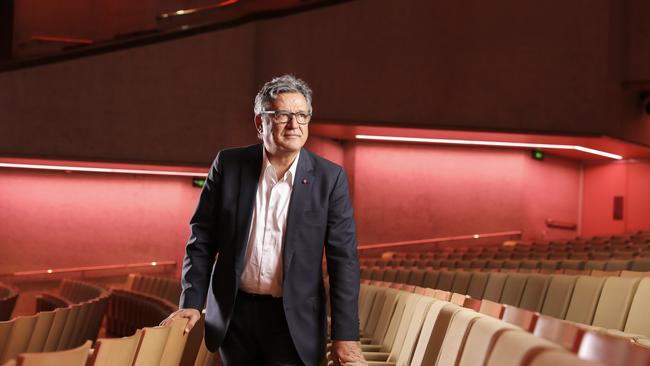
0, 162, 208, 177
355, 134, 623, 160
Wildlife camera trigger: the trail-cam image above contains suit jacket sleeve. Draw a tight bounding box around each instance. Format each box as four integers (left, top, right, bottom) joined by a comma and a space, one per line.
325, 167, 361, 341
179, 152, 223, 310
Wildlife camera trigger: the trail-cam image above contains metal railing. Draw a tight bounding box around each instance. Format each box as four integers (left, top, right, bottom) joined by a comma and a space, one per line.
357, 230, 523, 251
0, 260, 176, 280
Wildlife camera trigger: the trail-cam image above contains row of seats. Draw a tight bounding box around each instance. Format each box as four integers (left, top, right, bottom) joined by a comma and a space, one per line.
351, 284, 614, 366
361, 267, 650, 339
124, 273, 181, 306
0, 284, 18, 322
361, 257, 650, 272
376, 231, 650, 261
1, 317, 191, 366
0, 293, 108, 365
106, 289, 177, 338
35, 279, 107, 312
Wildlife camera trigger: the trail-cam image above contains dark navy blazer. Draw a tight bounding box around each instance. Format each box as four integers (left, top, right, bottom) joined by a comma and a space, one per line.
179, 143, 360, 366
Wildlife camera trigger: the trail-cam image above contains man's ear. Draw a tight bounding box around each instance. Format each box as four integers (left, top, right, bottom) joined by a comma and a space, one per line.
254, 115, 264, 134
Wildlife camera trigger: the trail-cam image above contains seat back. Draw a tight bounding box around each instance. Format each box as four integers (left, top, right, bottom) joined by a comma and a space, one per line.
159, 317, 190, 366
437, 271, 456, 292
483, 273, 507, 302
407, 269, 426, 286
625, 277, 650, 335
25, 310, 55, 352
486, 329, 561, 366
421, 271, 440, 289
42, 307, 70, 352
0, 314, 38, 364
393, 297, 435, 365
501, 305, 539, 331
435, 309, 482, 366
466, 272, 489, 299
591, 276, 640, 329
520, 274, 551, 312
529, 350, 611, 366
16, 340, 91, 366
457, 316, 518, 366
132, 326, 172, 366
564, 276, 605, 324
395, 269, 412, 284
369, 288, 400, 345
89, 330, 143, 366
450, 272, 472, 295
410, 302, 461, 366
533, 315, 585, 352
500, 273, 528, 306
540, 275, 576, 319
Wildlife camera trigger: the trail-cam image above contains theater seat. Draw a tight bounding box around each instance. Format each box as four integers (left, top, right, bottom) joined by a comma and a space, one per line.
529, 350, 606, 366
410, 301, 461, 366
457, 316, 518, 366
435, 309, 482, 366
89, 330, 143, 366
14, 340, 91, 366
485, 329, 561, 366
564, 276, 606, 324
540, 275, 576, 319
591, 277, 640, 330
624, 277, 650, 336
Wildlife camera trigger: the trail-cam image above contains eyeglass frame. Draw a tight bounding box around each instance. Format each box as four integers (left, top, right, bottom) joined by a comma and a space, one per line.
260, 110, 312, 125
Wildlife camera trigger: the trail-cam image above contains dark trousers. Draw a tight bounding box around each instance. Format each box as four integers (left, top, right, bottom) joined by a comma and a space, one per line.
219, 291, 305, 366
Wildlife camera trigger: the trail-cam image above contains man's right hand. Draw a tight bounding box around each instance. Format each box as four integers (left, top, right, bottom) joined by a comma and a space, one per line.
160, 308, 201, 335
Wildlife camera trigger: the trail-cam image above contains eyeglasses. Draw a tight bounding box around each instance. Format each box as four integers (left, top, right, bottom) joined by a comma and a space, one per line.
260, 110, 311, 125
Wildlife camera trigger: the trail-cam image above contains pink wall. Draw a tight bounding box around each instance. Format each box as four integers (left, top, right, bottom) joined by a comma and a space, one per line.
346, 142, 581, 245
0, 168, 200, 274
582, 160, 650, 236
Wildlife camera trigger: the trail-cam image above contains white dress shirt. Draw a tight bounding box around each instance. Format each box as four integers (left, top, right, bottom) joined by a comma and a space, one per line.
239, 149, 300, 297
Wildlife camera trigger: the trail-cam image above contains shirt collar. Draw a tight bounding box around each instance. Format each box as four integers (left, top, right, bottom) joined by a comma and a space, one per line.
262, 148, 301, 186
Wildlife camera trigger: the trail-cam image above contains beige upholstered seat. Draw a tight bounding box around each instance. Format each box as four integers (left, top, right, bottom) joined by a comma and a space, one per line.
533, 314, 585, 352
499, 273, 528, 306
564, 276, 606, 324
591, 276, 640, 330
24, 310, 55, 353
466, 272, 489, 300
41, 307, 70, 352
407, 270, 426, 286
450, 272, 472, 295
485, 329, 562, 366
394, 270, 412, 284
410, 302, 461, 366
89, 330, 143, 366
132, 326, 171, 366
482, 273, 507, 302
421, 271, 440, 289
540, 275, 577, 319
0, 314, 38, 364
15, 340, 91, 366
435, 308, 482, 366
436, 271, 456, 292
457, 315, 518, 366
159, 317, 190, 366
529, 350, 606, 366
625, 277, 650, 336
520, 274, 551, 311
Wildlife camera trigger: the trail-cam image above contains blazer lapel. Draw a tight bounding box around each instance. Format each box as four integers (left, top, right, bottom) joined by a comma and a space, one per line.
235, 144, 262, 274
283, 149, 314, 274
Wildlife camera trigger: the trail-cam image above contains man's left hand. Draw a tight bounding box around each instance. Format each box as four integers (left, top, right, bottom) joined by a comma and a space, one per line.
329, 340, 367, 366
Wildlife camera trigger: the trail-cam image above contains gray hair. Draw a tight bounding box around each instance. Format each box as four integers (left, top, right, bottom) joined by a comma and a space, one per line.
254, 74, 313, 116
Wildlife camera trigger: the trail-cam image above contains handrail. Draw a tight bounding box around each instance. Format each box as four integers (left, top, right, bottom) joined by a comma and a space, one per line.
28, 36, 95, 45
357, 230, 523, 251
158, 0, 239, 19
0, 260, 176, 278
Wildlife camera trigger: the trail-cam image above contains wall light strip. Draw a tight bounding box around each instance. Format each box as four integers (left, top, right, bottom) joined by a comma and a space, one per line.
355, 134, 623, 160
0, 162, 208, 177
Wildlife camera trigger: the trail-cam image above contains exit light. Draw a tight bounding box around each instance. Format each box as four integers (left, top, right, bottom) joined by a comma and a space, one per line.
531, 150, 544, 160
192, 178, 206, 188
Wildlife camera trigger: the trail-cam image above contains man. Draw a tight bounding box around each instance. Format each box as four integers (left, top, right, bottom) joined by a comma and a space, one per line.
162, 75, 365, 366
